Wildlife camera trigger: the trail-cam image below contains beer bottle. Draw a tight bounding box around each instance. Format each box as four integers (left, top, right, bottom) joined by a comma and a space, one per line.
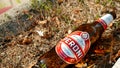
32, 11, 116, 68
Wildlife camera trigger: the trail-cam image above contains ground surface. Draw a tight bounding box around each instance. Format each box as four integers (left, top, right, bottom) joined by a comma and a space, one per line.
0, 0, 120, 68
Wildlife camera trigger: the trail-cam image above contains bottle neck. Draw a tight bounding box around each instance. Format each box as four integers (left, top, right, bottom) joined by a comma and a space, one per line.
96, 14, 114, 30
100, 14, 114, 26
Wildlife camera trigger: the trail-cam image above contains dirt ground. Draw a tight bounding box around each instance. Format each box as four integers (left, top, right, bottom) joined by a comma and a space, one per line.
0, 0, 120, 68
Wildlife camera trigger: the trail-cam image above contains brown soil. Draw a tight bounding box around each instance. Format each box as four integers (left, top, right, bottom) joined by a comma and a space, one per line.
0, 0, 120, 68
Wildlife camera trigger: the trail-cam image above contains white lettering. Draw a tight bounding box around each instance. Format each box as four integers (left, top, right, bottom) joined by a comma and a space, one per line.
76, 50, 82, 58
69, 41, 75, 47
64, 37, 83, 58
64, 38, 71, 43
72, 45, 79, 52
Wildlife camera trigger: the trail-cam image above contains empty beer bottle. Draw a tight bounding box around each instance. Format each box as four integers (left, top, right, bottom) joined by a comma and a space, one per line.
32, 11, 116, 68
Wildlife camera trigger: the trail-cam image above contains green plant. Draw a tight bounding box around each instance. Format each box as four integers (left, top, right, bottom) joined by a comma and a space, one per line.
31, 0, 54, 18
61, 15, 71, 24
95, 14, 100, 20
31, 0, 53, 10
108, 0, 115, 7
101, 0, 115, 6
95, 0, 100, 3
4, 14, 11, 19
0, 3, 6, 9
31, 0, 40, 9
72, 25, 78, 31
78, 0, 84, 3
16, 0, 21, 4
56, 7, 62, 15
39, 62, 47, 68
113, 21, 120, 29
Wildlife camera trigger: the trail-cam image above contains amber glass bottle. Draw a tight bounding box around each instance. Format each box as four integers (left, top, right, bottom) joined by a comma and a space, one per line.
32, 11, 116, 68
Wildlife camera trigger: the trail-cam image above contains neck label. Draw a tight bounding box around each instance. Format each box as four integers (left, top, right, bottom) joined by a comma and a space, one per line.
97, 14, 113, 30
100, 14, 113, 26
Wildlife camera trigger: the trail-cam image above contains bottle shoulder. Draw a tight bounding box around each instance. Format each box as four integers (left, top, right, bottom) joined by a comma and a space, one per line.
74, 22, 104, 44
74, 23, 96, 34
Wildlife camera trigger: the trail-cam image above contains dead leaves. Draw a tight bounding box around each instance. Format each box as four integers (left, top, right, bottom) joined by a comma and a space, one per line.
3, 35, 33, 47
75, 63, 87, 68
94, 49, 111, 54
57, 0, 64, 5
36, 16, 61, 26
19, 38, 32, 45
52, 17, 61, 25
73, 9, 83, 14
112, 50, 120, 68
18, 35, 32, 45
7, 41, 17, 47
37, 20, 48, 25
94, 49, 105, 54
34, 16, 61, 39
21, 37, 32, 45
36, 30, 53, 39
112, 50, 120, 62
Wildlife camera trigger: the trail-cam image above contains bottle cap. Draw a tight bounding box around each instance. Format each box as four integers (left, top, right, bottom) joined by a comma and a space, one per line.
100, 14, 114, 26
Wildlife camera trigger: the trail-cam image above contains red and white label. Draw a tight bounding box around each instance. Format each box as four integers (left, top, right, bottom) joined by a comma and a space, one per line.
55, 31, 91, 64
97, 14, 113, 30
97, 19, 108, 30
100, 14, 113, 26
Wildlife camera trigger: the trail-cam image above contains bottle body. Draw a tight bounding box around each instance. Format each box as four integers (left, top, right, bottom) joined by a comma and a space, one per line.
32, 12, 116, 68
55, 22, 104, 64
33, 47, 68, 68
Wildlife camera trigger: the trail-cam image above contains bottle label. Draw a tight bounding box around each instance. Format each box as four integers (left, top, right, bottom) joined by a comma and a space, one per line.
55, 31, 91, 64
97, 19, 108, 30
97, 14, 113, 30
100, 14, 113, 25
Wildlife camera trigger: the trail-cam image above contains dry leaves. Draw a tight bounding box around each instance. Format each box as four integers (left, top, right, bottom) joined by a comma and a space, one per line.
75, 63, 87, 68
36, 30, 53, 39
0, 0, 120, 68
37, 20, 48, 25
94, 49, 111, 54
22, 37, 32, 45
7, 41, 17, 47
113, 50, 120, 62
51, 17, 61, 25
19, 36, 32, 45
57, 0, 64, 4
